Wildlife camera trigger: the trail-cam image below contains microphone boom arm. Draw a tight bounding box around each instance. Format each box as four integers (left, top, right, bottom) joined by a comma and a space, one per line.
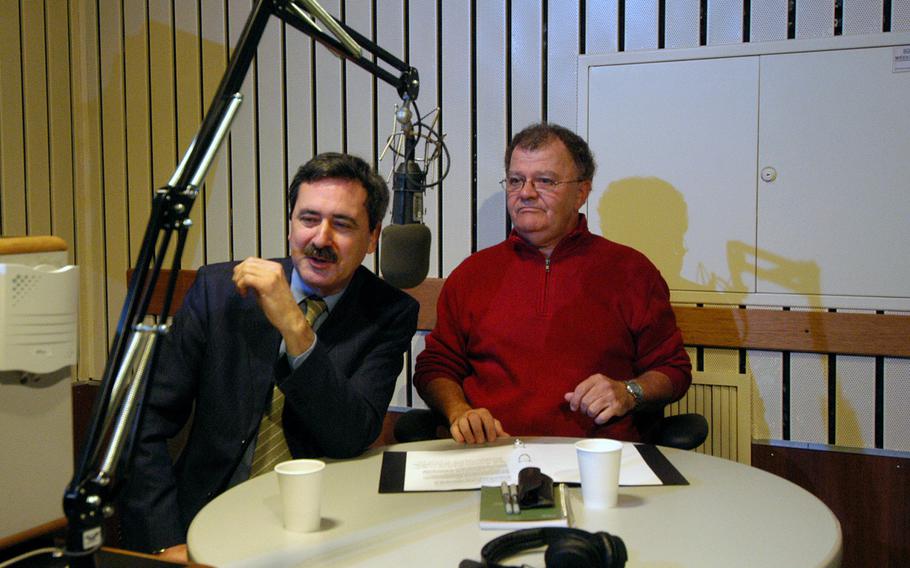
62, 0, 418, 562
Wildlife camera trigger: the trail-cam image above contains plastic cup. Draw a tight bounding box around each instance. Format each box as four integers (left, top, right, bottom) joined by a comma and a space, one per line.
575, 438, 623, 508
274, 459, 326, 532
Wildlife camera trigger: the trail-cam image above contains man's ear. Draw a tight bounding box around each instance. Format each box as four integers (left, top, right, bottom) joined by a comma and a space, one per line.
575, 180, 593, 210
367, 223, 381, 254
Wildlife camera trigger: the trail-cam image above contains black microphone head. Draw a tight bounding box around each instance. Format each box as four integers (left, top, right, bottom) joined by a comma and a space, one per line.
380, 223, 431, 289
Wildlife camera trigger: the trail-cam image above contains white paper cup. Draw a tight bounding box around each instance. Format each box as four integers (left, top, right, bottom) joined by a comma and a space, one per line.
274, 459, 326, 532
575, 438, 623, 508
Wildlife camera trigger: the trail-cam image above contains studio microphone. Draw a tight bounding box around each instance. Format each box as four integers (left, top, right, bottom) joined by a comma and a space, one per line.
380, 104, 433, 289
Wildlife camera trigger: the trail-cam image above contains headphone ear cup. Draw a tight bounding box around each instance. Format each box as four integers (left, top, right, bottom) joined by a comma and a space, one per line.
590, 531, 628, 568
544, 532, 604, 568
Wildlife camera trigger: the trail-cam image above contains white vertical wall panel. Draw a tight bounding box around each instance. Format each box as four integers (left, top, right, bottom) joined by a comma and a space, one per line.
844, 0, 884, 35
750, 0, 788, 42
344, 1, 377, 273
284, 11, 314, 177
665, 0, 701, 48
885, 358, 910, 451
585, 0, 619, 54
408, 0, 440, 278
343, 1, 375, 163
836, 355, 876, 447
707, 0, 743, 45
228, 0, 259, 260
201, 0, 233, 265
625, 0, 659, 50
257, 18, 287, 260
546, 1, 580, 129
476, 0, 508, 251
315, 0, 344, 156
749, 350, 784, 439
796, 0, 835, 38
510, 0, 543, 133
439, 1, 472, 274
896, 0, 910, 30
789, 351, 828, 443
175, 1, 207, 268
376, 0, 405, 236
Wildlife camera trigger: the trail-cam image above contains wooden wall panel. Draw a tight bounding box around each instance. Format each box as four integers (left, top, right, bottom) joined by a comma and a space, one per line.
0, 1, 27, 236
21, 1, 52, 236
46, 0, 76, 259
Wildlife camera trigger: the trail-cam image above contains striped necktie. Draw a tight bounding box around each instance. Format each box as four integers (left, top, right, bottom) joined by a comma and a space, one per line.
249, 296, 327, 477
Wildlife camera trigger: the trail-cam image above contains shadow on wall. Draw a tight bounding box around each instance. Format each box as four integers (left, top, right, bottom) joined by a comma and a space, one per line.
597, 176, 861, 446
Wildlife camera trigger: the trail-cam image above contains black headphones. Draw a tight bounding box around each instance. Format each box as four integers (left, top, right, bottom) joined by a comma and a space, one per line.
459, 527, 627, 568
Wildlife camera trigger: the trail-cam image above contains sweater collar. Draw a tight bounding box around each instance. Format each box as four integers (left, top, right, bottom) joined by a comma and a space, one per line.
508, 213, 592, 259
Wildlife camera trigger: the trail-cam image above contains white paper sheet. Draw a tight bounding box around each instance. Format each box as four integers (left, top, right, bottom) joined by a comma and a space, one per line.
401, 441, 662, 492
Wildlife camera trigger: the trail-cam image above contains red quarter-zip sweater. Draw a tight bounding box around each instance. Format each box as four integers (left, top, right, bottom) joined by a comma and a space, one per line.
414, 215, 692, 441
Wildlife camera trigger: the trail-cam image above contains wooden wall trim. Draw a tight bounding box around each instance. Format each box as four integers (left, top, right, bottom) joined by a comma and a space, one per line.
674, 305, 910, 357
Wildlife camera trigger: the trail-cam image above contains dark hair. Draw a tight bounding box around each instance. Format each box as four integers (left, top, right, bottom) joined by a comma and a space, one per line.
288, 152, 389, 231
504, 123, 597, 181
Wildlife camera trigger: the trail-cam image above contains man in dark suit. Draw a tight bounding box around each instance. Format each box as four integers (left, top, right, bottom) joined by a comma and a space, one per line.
120, 153, 419, 561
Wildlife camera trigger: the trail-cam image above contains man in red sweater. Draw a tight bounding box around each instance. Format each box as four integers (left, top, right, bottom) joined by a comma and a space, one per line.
414, 123, 691, 444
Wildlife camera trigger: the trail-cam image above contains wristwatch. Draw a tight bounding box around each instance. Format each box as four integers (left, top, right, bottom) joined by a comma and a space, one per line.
625, 380, 644, 409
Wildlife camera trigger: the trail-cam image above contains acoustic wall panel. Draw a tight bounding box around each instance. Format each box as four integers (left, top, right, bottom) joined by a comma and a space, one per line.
476, 0, 509, 251
227, 0, 260, 260
21, 1, 52, 237
789, 350, 829, 444
175, 1, 207, 268
624, 0, 659, 50
836, 354, 877, 448
510, 1, 543, 135
707, 0, 744, 45
885, 358, 910, 451
844, 0, 884, 34
585, 0, 619, 54
257, 17, 288, 260
750, 0, 788, 42
98, 0, 130, 347
547, 1, 581, 129
0, 2, 27, 235
202, 0, 233, 265
796, 0, 835, 38
665, 0, 700, 49
439, 1, 472, 275
409, 0, 441, 279
46, 6, 76, 261
749, 349, 784, 440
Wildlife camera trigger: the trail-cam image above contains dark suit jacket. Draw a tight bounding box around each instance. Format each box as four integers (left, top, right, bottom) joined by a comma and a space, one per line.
120, 259, 418, 552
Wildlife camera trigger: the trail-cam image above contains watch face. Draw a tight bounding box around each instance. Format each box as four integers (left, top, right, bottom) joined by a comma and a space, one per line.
627, 381, 643, 403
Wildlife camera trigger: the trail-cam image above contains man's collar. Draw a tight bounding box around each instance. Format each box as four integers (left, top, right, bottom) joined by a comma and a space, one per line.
290, 268, 345, 312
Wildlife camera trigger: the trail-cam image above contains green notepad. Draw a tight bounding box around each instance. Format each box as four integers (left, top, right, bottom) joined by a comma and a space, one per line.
479, 483, 571, 530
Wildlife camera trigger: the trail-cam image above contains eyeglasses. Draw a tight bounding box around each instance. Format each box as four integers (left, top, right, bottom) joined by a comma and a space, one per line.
499, 175, 585, 194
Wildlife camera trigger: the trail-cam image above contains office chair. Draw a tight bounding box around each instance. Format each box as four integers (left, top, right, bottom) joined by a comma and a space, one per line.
394, 408, 708, 451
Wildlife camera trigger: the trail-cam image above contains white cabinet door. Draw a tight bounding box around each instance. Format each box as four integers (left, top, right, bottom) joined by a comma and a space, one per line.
586, 56, 759, 297
757, 46, 910, 299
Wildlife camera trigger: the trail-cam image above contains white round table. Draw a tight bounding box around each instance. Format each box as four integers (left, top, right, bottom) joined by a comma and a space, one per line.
187, 438, 841, 567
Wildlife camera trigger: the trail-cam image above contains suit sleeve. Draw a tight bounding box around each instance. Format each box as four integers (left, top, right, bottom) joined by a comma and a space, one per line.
280, 287, 419, 458
119, 269, 210, 552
